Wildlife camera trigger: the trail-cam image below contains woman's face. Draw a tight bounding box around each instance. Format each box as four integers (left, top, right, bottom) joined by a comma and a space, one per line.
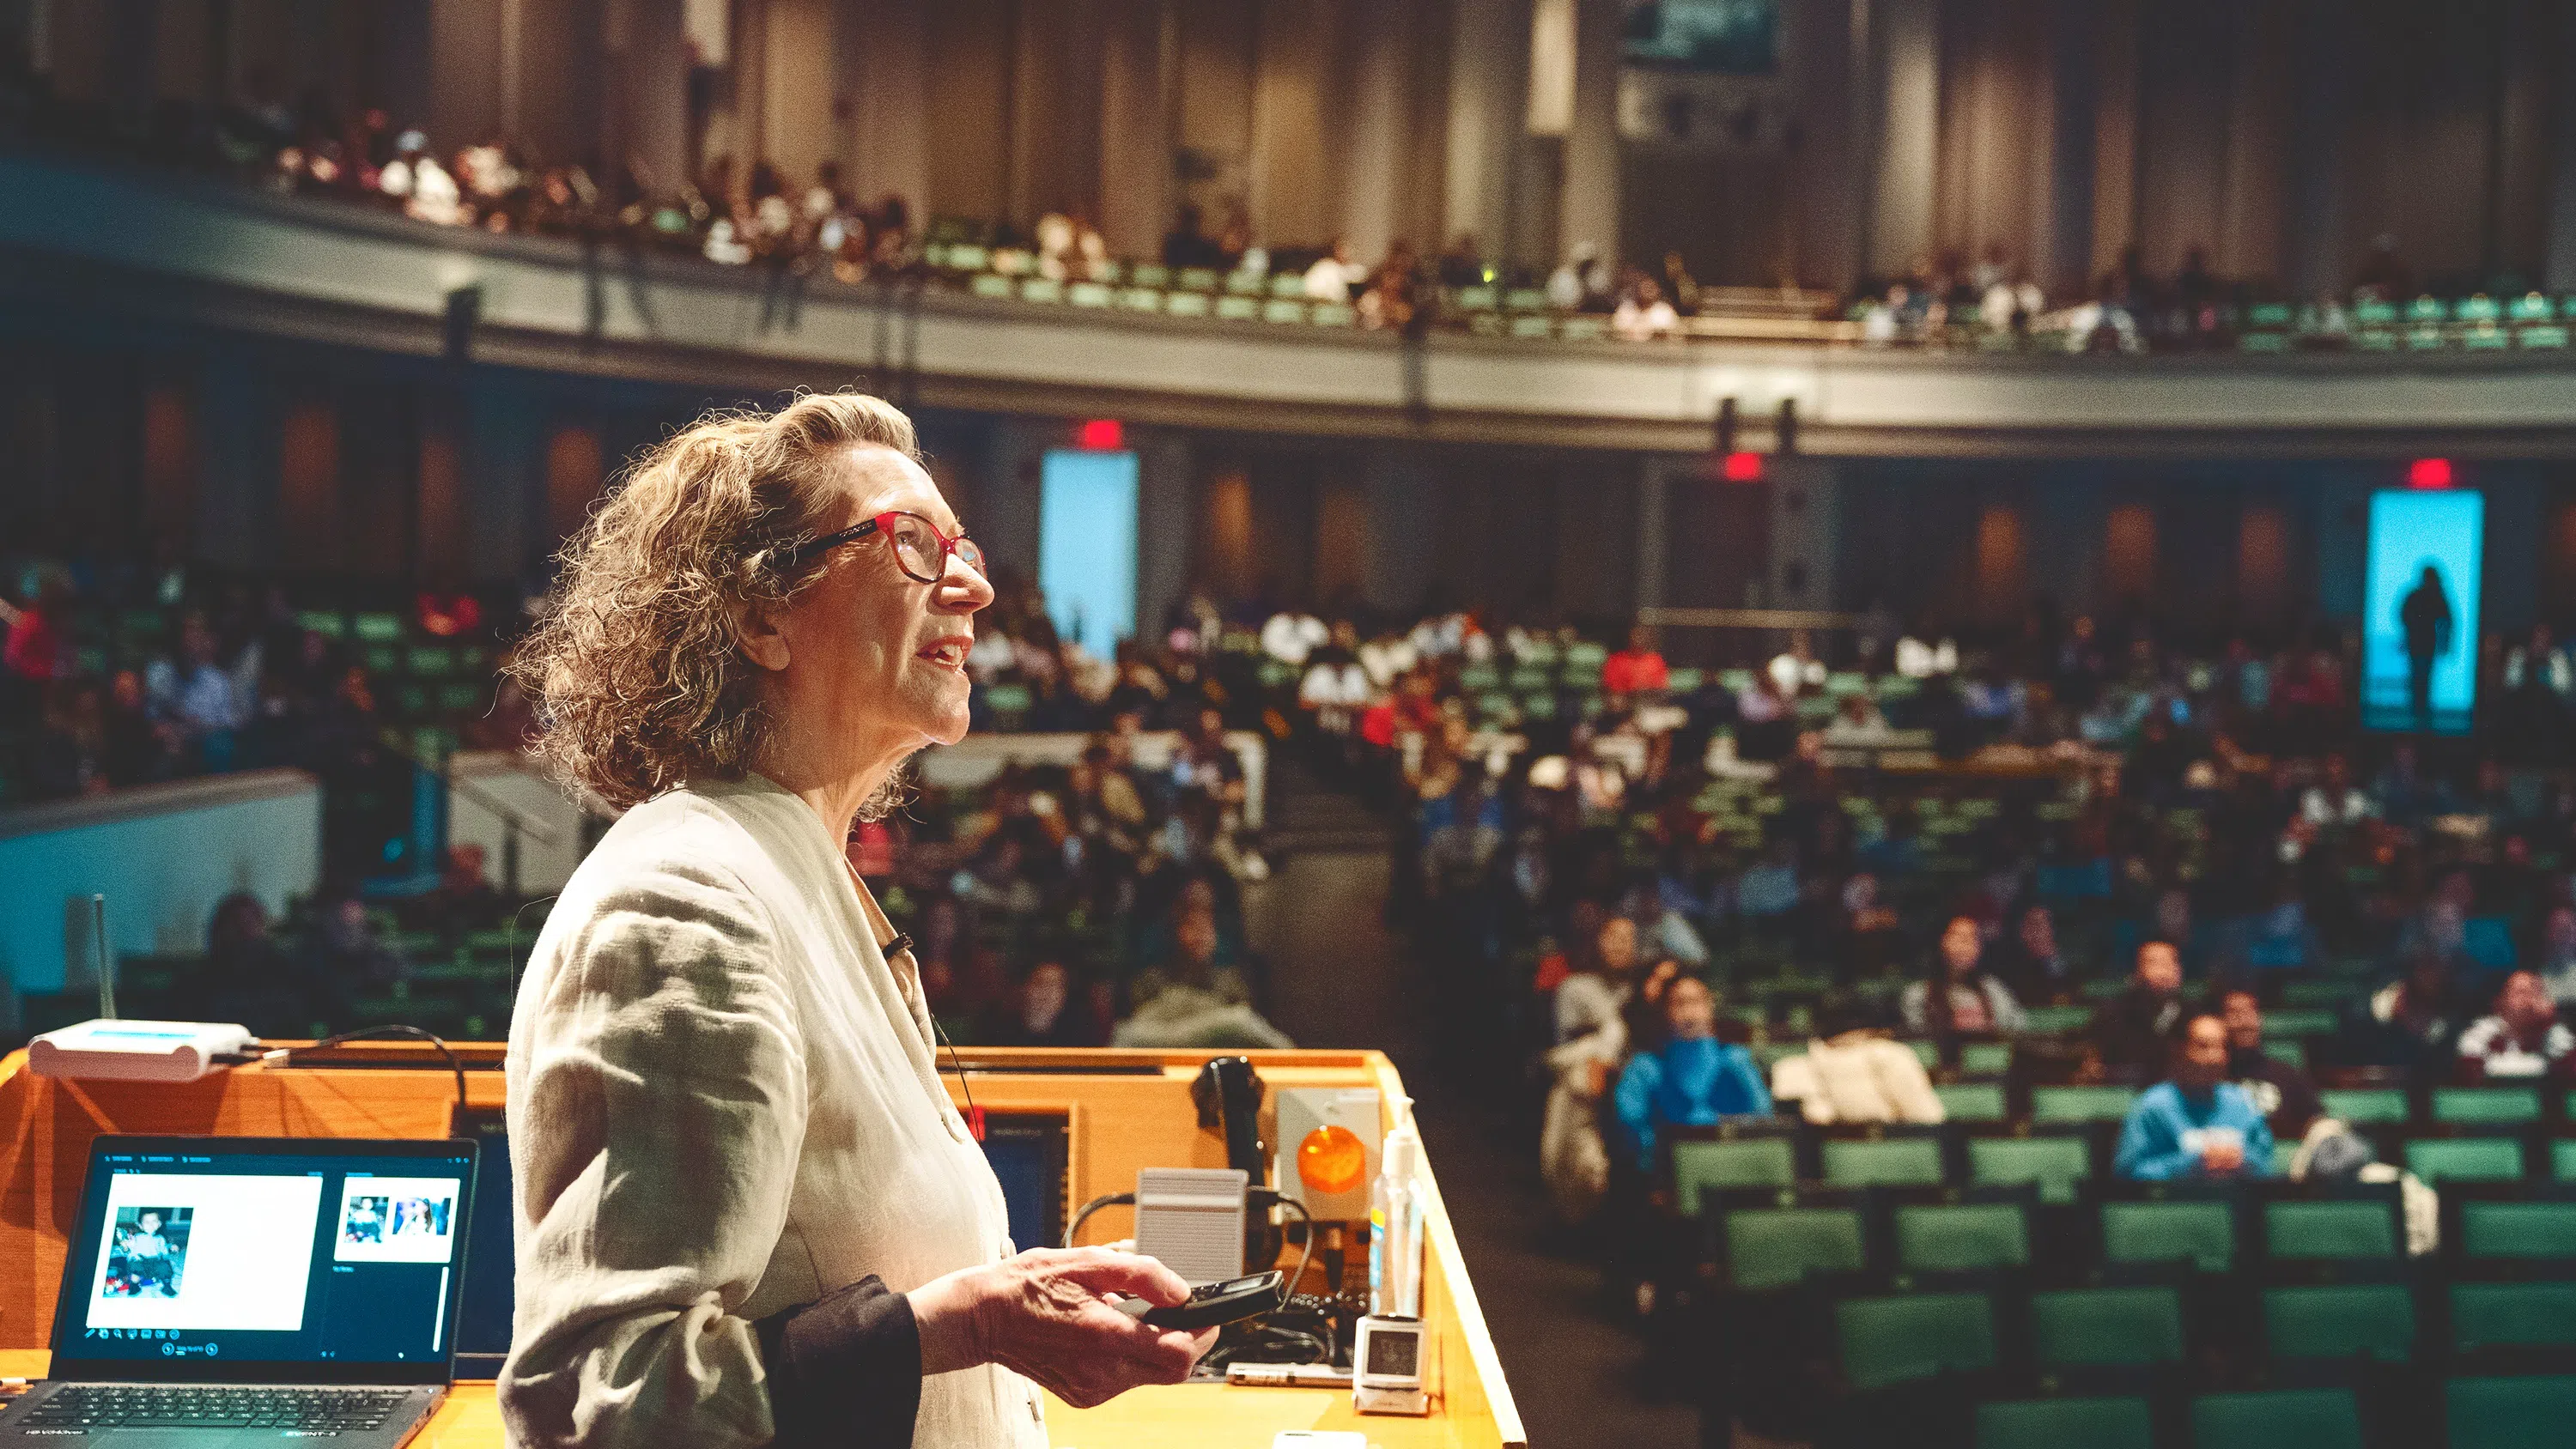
761, 446, 993, 760
1941, 916, 1983, 977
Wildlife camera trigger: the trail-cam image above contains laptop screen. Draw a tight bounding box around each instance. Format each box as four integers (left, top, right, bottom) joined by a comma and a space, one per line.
51, 1136, 477, 1385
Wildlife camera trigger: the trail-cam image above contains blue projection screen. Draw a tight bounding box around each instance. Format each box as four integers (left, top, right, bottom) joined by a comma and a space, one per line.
2362, 489, 2482, 734
1039, 449, 1139, 652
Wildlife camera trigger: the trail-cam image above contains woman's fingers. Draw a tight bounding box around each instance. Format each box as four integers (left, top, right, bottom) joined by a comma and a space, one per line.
1049, 1246, 1193, 1306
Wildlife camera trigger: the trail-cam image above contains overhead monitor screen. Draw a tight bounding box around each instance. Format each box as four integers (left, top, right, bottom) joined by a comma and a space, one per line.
1622, 0, 1779, 75
2362, 488, 2482, 734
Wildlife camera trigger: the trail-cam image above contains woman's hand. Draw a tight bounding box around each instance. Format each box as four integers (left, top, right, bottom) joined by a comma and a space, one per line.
908, 1247, 1217, 1408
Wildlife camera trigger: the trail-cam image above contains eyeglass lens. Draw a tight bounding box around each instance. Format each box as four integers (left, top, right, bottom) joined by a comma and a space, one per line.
886, 514, 984, 582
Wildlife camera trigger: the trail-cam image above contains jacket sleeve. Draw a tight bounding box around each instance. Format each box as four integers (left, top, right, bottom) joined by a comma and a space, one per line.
2236, 1094, 2278, 1179
1873, 1040, 1947, 1125
1899, 983, 1930, 1034
1723, 1047, 1774, 1117
1613, 1054, 1663, 1170
501, 858, 914, 1449
2113, 1095, 2199, 1181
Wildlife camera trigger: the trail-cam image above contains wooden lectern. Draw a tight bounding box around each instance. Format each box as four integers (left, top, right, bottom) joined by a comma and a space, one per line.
0, 1045, 1524, 1448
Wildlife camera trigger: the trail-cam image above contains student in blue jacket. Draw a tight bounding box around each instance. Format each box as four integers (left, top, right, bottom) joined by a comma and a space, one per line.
2115, 1011, 2275, 1181
1615, 975, 1773, 1171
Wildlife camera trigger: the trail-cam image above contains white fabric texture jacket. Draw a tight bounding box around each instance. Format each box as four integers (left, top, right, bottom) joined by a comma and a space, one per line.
500, 774, 1046, 1449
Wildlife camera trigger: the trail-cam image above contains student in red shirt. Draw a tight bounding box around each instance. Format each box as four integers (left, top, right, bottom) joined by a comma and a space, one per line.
1602, 623, 1669, 696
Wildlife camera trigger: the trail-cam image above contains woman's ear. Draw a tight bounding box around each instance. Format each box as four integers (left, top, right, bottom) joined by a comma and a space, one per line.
735, 597, 793, 672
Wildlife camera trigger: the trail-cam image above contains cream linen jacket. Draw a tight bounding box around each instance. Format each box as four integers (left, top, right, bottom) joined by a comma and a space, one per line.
499, 775, 1047, 1449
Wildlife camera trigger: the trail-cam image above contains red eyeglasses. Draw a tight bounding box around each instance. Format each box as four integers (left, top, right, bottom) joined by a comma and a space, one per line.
788, 511, 986, 585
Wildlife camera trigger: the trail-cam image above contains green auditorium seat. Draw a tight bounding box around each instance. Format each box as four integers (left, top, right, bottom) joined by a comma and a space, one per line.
2190, 1388, 2364, 1449
2434, 1088, 2544, 1125
1673, 1137, 1798, 1215
2408, 1137, 2530, 1185
1935, 1083, 2009, 1123
2450, 1281, 2576, 1354
2261, 1009, 2342, 1039
2257, 1287, 2411, 1369
2264, 1194, 2403, 1261
353, 612, 404, 643
1834, 1292, 1996, 1391
1968, 1134, 2092, 1204
2556, 1142, 2576, 1184
2031, 1285, 2187, 1369
2263, 1282, 2416, 1362
2099, 1197, 2238, 1273
1906, 1040, 1941, 1070
1974, 1396, 2154, 1449
1893, 1201, 2030, 1273
2031, 1086, 2137, 1124
1721, 1203, 1868, 1290
2445, 1373, 2576, 1449
2459, 1197, 2576, 1261
1959, 1041, 2014, 1077
2318, 1087, 2411, 1124
1821, 1136, 1947, 1189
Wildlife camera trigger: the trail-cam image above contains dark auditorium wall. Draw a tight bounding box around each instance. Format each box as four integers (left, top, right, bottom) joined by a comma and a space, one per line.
1914, 0, 2571, 294
1832, 458, 2564, 639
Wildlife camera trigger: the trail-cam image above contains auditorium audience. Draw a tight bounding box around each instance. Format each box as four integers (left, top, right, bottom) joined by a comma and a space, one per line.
2114, 1013, 2275, 1181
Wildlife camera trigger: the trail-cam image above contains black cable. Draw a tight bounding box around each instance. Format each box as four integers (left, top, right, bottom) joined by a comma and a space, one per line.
1065, 1192, 1137, 1249
932, 1012, 979, 1132
263, 1026, 469, 1126
1256, 1189, 1319, 1312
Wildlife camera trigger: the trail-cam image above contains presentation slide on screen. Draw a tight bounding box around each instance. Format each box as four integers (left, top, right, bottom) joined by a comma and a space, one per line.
87, 1173, 324, 1332
2362, 490, 2483, 734
335, 1176, 462, 1264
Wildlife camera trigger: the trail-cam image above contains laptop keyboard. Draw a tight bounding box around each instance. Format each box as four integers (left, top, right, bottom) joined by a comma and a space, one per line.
20, 1385, 410, 1432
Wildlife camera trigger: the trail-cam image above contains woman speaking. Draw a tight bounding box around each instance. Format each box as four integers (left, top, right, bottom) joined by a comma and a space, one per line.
500, 393, 1212, 1448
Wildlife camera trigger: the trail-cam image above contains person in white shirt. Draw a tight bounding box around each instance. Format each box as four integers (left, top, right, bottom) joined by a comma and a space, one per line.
1303, 239, 1360, 301
1548, 245, 1597, 311
1259, 610, 1327, 667
1771, 1006, 1947, 1125
2456, 970, 2576, 1079
501, 393, 1210, 1449
1613, 277, 1680, 340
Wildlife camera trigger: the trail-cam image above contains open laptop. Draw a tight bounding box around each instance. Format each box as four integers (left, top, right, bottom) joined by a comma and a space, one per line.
0, 1135, 477, 1447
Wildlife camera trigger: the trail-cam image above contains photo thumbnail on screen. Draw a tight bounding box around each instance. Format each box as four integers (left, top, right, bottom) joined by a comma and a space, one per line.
100, 1207, 191, 1300
337, 1178, 461, 1264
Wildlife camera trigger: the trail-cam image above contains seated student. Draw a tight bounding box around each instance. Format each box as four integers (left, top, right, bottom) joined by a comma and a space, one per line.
2353, 949, 2471, 1071
1984, 902, 2073, 1003
2217, 985, 2323, 1140
2093, 938, 2188, 1081
2455, 968, 2576, 1080
1613, 976, 1771, 1170
1901, 914, 2027, 1038
2115, 1013, 2275, 1181
1770, 1002, 1947, 1126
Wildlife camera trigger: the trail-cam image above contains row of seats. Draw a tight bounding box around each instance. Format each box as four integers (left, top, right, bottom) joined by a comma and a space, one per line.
1674, 1124, 2576, 1212
1698, 1181, 2575, 1287
1682, 1185, 2576, 1446
1970, 1380, 2569, 1449
1828, 1279, 2573, 1387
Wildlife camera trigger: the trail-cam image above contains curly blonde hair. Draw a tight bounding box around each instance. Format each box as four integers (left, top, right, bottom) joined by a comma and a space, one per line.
511, 391, 920, 810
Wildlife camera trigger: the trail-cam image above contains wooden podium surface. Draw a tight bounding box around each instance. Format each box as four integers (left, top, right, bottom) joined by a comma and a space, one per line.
0, 1045, 1524, 1448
